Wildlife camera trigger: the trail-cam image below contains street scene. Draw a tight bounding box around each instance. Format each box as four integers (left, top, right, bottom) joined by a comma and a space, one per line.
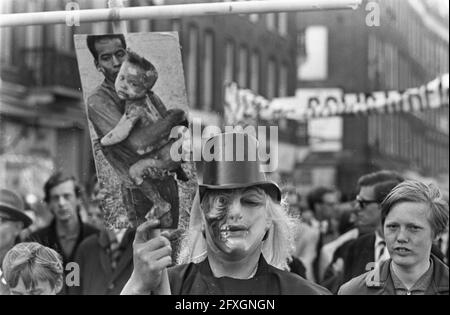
0, 0, 448, 297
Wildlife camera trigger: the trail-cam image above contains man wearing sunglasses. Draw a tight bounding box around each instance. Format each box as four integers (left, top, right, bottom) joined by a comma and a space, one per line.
0, 189, 33, 295
341, 171, 405, 283
320, 171, 404, 292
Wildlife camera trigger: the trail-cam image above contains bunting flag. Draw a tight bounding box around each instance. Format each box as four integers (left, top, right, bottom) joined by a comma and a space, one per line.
224, 73, 449, 124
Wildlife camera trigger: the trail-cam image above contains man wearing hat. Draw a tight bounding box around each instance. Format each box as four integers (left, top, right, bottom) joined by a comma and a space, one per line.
0, 189, 33, 295
122, 132, 330, 295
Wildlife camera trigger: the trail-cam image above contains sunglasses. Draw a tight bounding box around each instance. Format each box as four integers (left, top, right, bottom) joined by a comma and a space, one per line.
355, 196, 378, 209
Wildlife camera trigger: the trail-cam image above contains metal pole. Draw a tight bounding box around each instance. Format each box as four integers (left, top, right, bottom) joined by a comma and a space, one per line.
0, 0, 362, 28
108, 0, 128, 34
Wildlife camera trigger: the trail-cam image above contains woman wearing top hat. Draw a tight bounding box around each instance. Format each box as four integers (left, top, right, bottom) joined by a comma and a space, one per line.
0, 189, 33, 295
122, 132, 330, 295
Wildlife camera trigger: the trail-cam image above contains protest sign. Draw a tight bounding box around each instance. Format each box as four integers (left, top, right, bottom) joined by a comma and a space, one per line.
75, 32, 197, 229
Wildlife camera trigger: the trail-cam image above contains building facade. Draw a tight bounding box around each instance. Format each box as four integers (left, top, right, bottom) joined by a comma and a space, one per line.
1, 0, 300, 199
296, 0, 449, 197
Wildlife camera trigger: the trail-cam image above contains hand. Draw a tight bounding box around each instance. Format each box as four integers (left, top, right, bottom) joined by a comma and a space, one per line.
121, 220, 172, 295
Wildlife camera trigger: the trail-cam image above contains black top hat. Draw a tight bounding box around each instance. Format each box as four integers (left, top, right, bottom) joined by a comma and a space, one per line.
0, 189, 33, 228
198, 132, 281, 201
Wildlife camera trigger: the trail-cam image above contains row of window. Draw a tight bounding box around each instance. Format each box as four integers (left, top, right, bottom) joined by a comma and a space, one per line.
367, 33, 448, 135
227, 0, 288, 36
185, 25, 290, 111
368, 113, 448, 174
384, 0, 448, 79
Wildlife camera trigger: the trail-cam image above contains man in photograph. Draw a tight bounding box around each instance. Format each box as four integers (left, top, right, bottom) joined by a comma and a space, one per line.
85, 34, 182, 228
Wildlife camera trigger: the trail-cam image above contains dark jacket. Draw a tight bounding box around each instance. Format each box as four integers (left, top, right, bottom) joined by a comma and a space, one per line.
26, 217, 98, 295
342, 233, 376, 283
26, 217, 99, 265
168, 255, 331, 295
338, 254, 449, 295
70, 229, 135, 295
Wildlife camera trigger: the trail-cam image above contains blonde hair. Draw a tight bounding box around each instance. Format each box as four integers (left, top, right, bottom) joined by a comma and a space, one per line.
177, 187, 299, 271
2, 242, 63, 290
381, 180, 449, 237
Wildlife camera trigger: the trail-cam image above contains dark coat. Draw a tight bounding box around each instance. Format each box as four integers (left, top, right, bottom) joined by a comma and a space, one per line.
69, 229, 135, 295
338, 254, 449, 295
26, 217, 99, 266
342, 233, 376, 283
26, 217, 99, 295
168, 255, 331, 295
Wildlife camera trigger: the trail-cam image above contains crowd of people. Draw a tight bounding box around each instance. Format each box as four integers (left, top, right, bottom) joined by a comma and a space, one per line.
0, 33, 447, 295
0, 131, 448, 295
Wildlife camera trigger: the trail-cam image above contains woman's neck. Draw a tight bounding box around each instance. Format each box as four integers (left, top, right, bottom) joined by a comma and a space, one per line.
207, 248, 261, 279
391, 259, 431, 290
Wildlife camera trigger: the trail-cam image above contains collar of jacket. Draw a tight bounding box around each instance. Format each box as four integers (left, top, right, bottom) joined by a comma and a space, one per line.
364, 254, 449, 293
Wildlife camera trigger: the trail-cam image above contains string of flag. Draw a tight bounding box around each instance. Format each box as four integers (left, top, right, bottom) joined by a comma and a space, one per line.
224, 73, 449, 124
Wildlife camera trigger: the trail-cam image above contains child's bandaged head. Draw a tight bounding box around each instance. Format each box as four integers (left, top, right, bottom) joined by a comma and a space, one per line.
126, 50, 158, 90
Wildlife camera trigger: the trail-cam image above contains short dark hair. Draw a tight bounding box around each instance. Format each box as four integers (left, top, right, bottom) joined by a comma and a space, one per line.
86, 34, 127, 61
306, 187, 336, 211
126, 50, 158, 89
381, 180, 449, 237
373, 180, 402, 204
357, 171, 404, 206
44, 172, 81, 203
357, 170, 404, 189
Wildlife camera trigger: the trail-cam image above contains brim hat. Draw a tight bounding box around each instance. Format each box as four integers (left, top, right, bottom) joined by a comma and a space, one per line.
198, 132, 281, 201
0, 189, 33, 228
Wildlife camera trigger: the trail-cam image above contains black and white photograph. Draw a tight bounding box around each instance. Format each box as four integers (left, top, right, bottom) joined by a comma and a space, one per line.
0, 0, 449, 302
74, 32, 196, 230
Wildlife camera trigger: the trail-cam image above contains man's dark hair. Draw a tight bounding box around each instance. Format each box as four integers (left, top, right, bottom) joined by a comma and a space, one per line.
373, 180, 402, 204
357, 170, 404, 189
86, 34, 127, 61
44, 172, 82, 203
357, 170, 404, 205
306, 186, 336, 212
126, 50, 158, 89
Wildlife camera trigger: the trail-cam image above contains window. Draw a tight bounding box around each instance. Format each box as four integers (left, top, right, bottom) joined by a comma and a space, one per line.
249, 14, 259, 23
171, 19, 181, 34
250, 51, 260, 93
368, 34, 378, 88
278, 13, 288, 36
25, 1, 42, 49
0, 0, 13, 64
224, 40, 235, 84
267, 58, 276, 99
202, 31, 214, 111
298, 26, 328, 81
187, 26, 199, 109
238, 46, 248, 88
91, 0, 109, 34
266, 13, 276, 31
279, 63, 288, 97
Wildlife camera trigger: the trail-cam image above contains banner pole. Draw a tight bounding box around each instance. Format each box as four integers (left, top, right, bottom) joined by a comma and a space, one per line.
0, 0, 362, 28
108, 0, 128, 34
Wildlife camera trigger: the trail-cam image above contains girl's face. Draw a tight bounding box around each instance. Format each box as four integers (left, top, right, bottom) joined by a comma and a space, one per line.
202, 187, 271, 260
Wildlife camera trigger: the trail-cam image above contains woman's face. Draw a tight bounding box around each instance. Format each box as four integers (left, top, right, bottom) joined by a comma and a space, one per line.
202, 188, 271, 260
384, 202, 434, 270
